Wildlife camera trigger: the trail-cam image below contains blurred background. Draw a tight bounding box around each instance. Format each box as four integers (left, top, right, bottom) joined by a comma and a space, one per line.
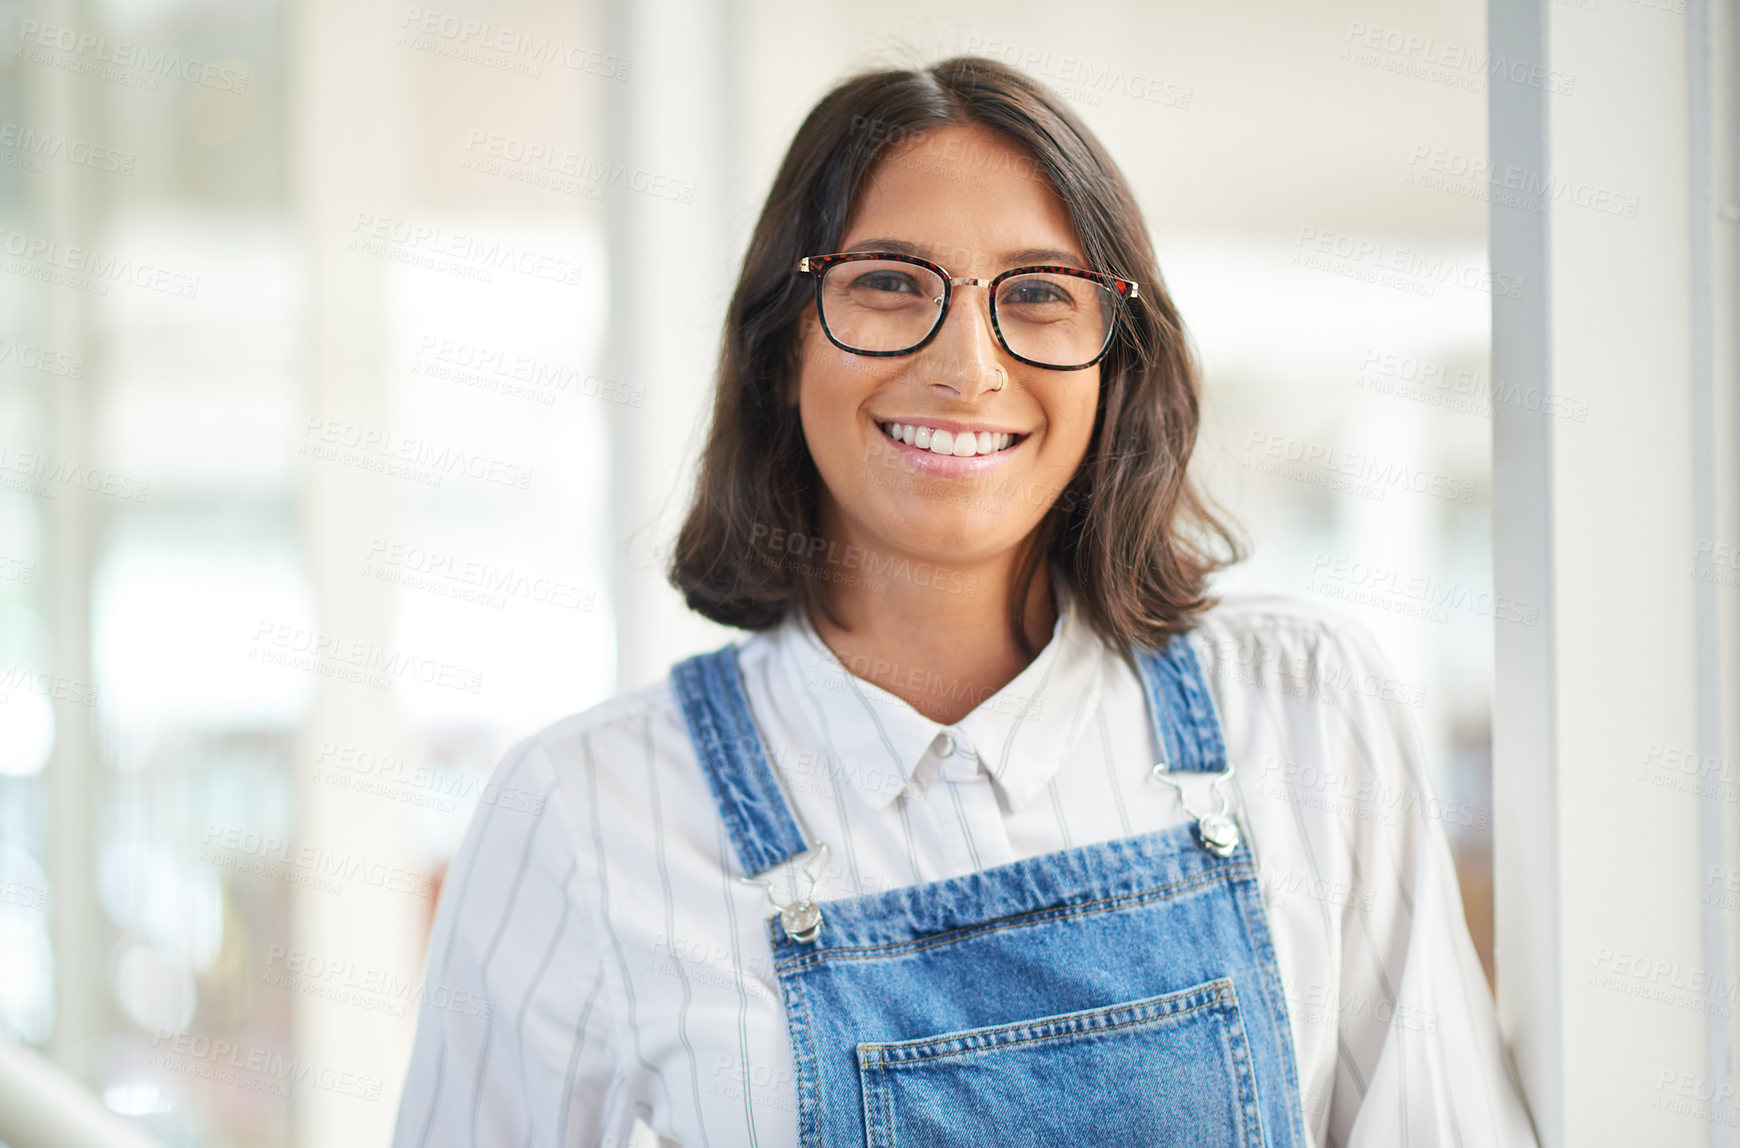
0, 0, 1504, 1144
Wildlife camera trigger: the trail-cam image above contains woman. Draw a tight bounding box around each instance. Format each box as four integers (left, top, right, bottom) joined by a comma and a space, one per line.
393, 56, 1538, 1147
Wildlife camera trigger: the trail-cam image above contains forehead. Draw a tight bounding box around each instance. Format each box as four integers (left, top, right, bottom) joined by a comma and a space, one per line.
839, 122, 1085, 270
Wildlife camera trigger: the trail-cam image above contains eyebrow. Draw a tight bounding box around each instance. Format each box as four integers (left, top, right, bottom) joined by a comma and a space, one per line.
839, 237, 1086, 269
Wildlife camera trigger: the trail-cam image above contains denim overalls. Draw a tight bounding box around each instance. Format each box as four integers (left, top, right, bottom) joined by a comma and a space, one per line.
670, 629, 1306, 1147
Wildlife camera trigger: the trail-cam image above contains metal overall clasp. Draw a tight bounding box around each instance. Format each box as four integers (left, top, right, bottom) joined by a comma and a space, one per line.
739, 843, 830, 943
1150, 762, 1241, 857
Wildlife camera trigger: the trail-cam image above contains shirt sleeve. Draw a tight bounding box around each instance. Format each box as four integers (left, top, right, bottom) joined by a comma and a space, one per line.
390, 736, 619, 1148
1313, 617, 1541, 1148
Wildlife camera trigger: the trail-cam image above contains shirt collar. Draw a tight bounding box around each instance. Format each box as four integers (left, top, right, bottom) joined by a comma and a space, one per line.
768, 584, 1106, 813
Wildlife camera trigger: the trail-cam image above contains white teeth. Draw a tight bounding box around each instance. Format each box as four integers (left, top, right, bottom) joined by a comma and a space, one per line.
880, 422, 1018, 458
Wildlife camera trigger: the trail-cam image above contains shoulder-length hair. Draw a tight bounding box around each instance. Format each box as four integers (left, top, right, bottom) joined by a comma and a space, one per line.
669, 54, 1243, 657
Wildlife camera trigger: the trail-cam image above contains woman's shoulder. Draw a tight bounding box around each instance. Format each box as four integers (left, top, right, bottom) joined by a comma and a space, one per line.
1191, 589, 1372, 642
511, 673, 697, 773
1186, 591, 1424, 713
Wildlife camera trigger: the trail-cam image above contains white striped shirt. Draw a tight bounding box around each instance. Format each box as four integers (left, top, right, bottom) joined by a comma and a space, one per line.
390, 590, 1540, 1147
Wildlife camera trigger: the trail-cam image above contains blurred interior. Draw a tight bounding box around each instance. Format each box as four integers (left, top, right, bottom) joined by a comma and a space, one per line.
0, 1, 1495, 1143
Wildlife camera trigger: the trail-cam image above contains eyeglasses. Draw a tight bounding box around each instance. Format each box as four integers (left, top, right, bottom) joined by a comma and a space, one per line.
796, 251, 1140, 371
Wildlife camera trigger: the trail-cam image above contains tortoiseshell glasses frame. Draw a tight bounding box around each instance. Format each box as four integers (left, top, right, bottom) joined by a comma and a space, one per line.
795, 250, 1141, 371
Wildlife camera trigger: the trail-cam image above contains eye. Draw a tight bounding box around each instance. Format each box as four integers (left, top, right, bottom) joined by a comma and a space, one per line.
1001, 278, 1075, 308
848, 270, 923, 296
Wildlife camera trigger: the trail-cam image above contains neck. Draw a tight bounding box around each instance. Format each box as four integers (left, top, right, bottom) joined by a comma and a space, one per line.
805, 518, 1058, 728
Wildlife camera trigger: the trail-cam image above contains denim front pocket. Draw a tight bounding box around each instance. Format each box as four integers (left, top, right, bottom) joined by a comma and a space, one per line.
855, 976, 1260, 1148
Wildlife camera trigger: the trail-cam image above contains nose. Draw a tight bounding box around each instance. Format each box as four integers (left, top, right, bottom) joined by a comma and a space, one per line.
918, 282, 1008, 400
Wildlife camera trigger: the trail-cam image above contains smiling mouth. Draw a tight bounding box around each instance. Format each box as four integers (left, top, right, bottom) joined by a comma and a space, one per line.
877, 421, 1027, 458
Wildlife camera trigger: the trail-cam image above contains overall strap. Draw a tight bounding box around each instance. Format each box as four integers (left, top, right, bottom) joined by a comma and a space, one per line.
1131, 628, 1227, 773
670, 644, 810, 876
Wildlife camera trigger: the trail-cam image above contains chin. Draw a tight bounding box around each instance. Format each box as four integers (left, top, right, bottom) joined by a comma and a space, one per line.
871, 501, 1026, 560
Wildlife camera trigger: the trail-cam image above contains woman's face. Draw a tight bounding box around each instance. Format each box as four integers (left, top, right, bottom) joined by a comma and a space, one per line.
795, 122, 1101, 570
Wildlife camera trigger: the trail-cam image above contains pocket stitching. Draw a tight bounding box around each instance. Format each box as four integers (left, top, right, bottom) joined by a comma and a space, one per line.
859, 977, 1237, 1068
867, 995, 1227, 1069
856, 978, 1260, 1145
1216, 983, 1262, 1144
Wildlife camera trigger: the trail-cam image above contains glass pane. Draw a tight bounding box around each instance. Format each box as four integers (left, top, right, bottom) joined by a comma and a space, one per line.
821, 259, 943, 351
995, 273, 1116, 366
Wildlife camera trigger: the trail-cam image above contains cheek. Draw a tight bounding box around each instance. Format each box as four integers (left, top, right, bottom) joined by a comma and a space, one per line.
1039, 381, 1099, 460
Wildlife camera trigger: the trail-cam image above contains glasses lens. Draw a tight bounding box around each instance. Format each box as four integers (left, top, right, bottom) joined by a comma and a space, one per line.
819, 259, 945, 354
995, 273, 1118, 368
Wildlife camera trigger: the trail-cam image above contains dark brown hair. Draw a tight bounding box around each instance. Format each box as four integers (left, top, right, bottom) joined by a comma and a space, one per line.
668, 55, 1243, 656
